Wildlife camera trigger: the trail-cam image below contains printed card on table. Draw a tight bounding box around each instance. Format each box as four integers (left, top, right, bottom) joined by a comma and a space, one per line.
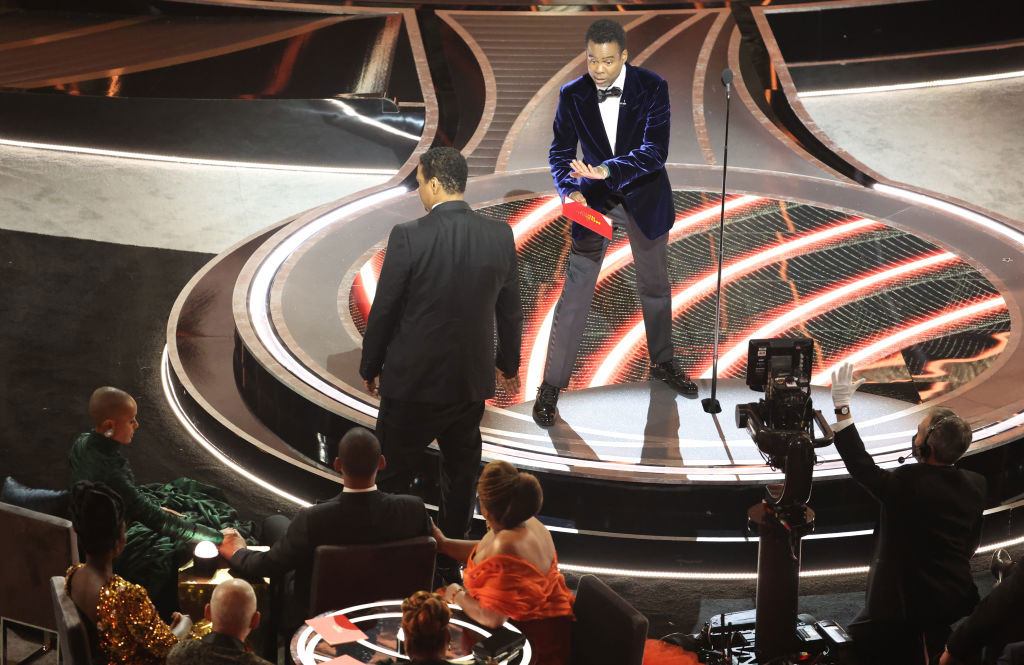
562, 200, 613, 239
305, 614, 367, 646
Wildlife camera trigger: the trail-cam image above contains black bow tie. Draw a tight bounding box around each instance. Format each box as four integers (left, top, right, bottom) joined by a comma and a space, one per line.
596, 86, 622, 103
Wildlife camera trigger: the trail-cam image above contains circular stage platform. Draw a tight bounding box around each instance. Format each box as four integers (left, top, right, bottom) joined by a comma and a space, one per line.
160, 2, 1024, 577
235, 166, 1023, 485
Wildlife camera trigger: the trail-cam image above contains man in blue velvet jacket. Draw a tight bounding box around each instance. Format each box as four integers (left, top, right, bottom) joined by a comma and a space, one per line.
533, 18, 697, 427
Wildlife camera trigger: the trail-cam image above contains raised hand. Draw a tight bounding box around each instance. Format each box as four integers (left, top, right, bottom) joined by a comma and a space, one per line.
569, 159, 608, 180
830, 362, 866, 409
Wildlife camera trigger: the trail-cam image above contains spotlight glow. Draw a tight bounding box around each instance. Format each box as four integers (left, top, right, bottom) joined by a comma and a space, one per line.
0, 137, 400, 174
873, 183, 1024, 249
160, 347, 312, 508
247, 187, 407, 418
799, 70, 1024, 98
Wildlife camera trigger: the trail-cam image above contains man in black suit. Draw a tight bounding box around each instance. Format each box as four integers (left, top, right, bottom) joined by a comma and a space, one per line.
359, 147, 523, 549
830, 363, 987, 665
217, 427, 430, 621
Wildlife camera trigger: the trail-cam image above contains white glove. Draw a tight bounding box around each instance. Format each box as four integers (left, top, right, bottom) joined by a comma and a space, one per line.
830, 362, 866, 409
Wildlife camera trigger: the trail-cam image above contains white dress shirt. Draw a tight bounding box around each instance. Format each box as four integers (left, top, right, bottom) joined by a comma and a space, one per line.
597, 65, 627, 154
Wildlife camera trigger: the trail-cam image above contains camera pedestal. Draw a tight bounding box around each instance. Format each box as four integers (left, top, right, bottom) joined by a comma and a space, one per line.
748, 500, 815, 662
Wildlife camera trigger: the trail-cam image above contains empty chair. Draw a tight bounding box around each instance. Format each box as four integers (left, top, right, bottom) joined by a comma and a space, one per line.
308, 536, 436, 616
571, 574, 648, 665
49, 576, 93, 665
0, 499, 78, 664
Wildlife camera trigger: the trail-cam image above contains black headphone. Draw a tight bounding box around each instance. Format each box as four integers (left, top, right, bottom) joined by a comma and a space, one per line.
898, 413, 954, 464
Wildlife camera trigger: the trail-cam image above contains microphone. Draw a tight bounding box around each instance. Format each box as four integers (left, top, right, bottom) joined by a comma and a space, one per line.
897, 449, 915, 464
721, 68, 734, 87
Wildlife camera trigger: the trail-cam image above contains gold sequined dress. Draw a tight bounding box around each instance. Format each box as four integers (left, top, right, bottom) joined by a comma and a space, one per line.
65, 564, 179, 665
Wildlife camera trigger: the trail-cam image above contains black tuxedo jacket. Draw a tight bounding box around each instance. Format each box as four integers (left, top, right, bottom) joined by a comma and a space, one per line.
359, 200, 523, 402
549, 63, 674, 242
835, 424, 987, 625
228, 490, 430, 614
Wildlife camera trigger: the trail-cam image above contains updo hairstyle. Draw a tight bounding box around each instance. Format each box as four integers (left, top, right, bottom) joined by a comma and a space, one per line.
476, 460, 543, 529
401, 591, 451, 657
69, 481, 126, 557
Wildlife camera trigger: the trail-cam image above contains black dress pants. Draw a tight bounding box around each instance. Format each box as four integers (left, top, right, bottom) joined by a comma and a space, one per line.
375, 397, 485, 541
848, 617, 950, 665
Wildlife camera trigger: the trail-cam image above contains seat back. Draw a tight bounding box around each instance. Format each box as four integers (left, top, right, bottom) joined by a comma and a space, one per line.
1, 477, 70, 519
571, 574, 648, 665
49, 576, 94, 665
309, 536, 436, 616
0, 501, 78, 630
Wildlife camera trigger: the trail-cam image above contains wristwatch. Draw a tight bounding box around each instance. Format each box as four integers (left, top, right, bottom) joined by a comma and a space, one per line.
834, 406, 850, 416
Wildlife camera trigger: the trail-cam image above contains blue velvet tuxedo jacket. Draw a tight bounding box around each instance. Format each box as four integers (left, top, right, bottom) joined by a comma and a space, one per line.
549, 63, 674, 241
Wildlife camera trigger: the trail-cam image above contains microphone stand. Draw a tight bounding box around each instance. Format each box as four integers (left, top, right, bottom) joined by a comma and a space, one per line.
702, 68, 734, 416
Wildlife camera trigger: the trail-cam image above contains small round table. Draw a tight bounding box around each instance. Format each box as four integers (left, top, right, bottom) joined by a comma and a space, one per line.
290, 601, 533, 664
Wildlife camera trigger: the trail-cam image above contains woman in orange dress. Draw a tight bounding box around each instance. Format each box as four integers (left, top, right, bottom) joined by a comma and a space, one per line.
65, 481, 194, 665
435, 461, 574, 665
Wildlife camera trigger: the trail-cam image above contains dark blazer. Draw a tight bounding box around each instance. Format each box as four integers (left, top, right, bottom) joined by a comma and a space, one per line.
228, 491, 430, 614
359, 200, 523, 403
835, 424, 987, 625
947, 563, 1024, 662
549, 63, 674, 242
167, 632, 272, 665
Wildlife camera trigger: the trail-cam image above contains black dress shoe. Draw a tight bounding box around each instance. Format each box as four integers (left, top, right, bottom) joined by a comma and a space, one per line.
650, 359, 698, 396
532, 382, 560, 428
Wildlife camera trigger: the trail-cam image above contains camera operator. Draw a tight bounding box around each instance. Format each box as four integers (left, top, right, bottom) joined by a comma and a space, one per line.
830, 363, 987, 665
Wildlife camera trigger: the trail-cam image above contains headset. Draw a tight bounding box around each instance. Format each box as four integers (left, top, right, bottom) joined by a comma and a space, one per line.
898, 413, 955, 464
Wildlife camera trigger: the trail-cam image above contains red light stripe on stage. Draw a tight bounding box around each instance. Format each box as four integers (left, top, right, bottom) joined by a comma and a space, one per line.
511, 196, 563, 245
698, 251, 962, 379
813, 296, 1007, 384
584, 218, 882, 388
597, 195, 764, 280
524, 195, 765, 397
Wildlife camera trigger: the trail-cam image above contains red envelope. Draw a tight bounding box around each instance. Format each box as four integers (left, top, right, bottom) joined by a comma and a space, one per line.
305, 614, 368, 646
563, 200, 613, 239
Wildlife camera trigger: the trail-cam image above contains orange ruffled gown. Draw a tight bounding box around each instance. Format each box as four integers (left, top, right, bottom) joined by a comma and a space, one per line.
463, 545, 575, 665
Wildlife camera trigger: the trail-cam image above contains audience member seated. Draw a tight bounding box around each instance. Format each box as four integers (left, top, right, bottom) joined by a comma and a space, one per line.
167, 578, 270, 665
434, 460, 574, 665
830, 364, 987, 665
217, 427, 431, 625
941, 552, 1024, 665
69, 387, 253, 614
66, 481, 193, 665
398, 591, 452, 665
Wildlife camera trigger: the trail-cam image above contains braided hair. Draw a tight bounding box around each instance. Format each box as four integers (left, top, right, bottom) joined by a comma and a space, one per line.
401, 591, 451, 658
69, 481, 126, 557
477, 460, 543, 530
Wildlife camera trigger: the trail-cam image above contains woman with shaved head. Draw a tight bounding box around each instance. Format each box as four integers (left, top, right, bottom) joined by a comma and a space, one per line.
69, 386, 253, 614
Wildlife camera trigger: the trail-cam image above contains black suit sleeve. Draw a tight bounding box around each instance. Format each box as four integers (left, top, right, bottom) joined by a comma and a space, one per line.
494, 227, 523, 376
835, 424, 900, 504
360, 224, 412, 381
947, 566, 1024, 659
229, 510, 312, 579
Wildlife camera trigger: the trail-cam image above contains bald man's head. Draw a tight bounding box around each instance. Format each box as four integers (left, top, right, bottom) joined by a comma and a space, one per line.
206, 578, 259, 639
89, 387, 139, 445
